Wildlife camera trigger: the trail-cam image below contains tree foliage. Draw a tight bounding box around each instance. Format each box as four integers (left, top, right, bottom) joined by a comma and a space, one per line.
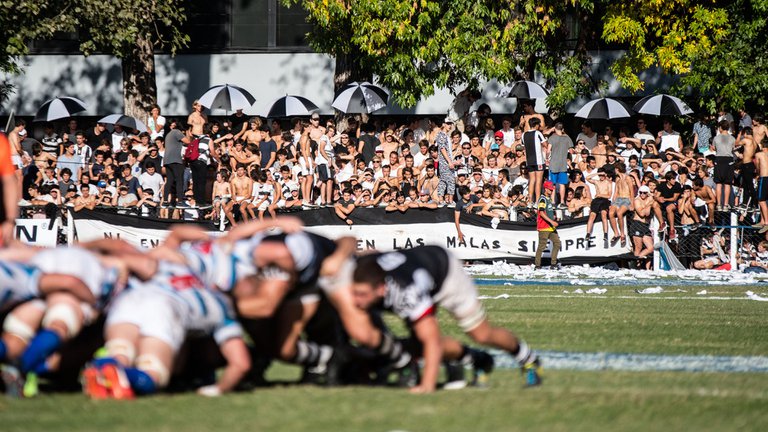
287, 0, 599, 111
602, 0, 768, 111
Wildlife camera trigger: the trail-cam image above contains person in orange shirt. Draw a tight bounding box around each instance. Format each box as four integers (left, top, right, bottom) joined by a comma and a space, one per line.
0, 132, 18, 246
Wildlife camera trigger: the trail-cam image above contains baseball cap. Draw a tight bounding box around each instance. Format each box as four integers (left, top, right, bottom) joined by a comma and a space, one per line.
639, 185, 651, 193
494, 131, 504, 139
289, 184, 299, 191
515, 144, 525, 151
457, 169, 469, 176
490, 143, 500, 151
375, 145, 384, 152
19, 130, 26, 136
310, 112, 320, 120
67, 184, 77, 192
543, 181, 555, 191
97, 180, 107, 188
444, 116, 455, 124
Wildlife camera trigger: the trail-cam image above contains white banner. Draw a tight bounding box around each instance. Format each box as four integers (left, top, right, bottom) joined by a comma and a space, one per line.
14, 218, 59, 247
73, 214, 628, 262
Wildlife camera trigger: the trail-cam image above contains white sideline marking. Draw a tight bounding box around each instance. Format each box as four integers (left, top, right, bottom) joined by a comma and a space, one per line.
479, 294, 755, 301
490, 350, 768, 373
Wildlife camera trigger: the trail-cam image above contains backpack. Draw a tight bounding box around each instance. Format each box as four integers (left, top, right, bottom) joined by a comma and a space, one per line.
183, 138, 200, 162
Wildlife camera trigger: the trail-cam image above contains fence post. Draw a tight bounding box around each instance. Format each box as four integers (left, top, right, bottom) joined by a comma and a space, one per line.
730, 211, 738, 270
66, 208, 75, 245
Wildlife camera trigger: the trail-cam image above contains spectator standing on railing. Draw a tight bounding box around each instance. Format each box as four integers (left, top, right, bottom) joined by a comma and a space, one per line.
547, 122, 572, 205
436, 118, 456, 207
534, 181, 560, 269
523, 117, 548, 205
753, 139, 768, 232
713, 119, 736, 210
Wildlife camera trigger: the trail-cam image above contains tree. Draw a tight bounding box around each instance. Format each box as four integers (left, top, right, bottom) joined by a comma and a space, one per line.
0, 0, 188, 120
285, 1, 600, 112
605, 0, 768, 111
73, 0, 189, 120
0, 1, 74, 107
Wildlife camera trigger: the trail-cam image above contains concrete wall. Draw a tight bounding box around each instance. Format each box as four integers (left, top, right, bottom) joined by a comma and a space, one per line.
2, 51, 675, 117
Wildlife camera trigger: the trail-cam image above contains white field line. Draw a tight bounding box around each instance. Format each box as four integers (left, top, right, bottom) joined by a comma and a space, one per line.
489, 350, 768, 373
478, 294, 756, 301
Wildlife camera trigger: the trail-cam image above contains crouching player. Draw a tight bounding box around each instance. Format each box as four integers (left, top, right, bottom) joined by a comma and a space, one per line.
1, 246, 128, 397
85, 258, 250, 399
346, 245, 542, 393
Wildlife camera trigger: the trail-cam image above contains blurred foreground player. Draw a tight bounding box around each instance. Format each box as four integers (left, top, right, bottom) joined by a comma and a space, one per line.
348, 245, 542, 393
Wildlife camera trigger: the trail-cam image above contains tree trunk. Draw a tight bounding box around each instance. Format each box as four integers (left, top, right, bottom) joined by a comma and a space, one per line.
121, 35, 156, 124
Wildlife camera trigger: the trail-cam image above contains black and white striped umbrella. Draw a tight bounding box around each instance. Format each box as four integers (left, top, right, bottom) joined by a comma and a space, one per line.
265, 95, 320, 117
633, 94, 693, 116
198, 84, 256, 111
496, 80, 549, 99
332, 81, 389, 113
97, 114, 148, 133
575, 98, 634, 120
33, 97, 88, 122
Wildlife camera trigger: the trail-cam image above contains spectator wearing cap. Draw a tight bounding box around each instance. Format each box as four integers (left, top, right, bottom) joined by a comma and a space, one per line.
535, 181, 560, 269
469, 167, 485, 193
631, 185, 655, 267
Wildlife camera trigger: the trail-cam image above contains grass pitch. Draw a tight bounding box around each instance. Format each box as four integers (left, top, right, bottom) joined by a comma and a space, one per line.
1, 283, 767, 432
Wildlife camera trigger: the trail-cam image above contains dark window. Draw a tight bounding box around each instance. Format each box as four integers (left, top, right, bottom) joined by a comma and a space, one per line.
231, 0, 271, 48
276, 2, 310, 47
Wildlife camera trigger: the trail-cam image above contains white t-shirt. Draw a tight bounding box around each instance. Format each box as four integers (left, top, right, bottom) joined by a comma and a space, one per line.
138, 172, 164, 200
148, 115, 166, 140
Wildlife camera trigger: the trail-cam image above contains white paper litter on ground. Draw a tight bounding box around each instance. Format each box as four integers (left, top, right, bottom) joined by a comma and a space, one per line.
572, 288, 584, 294
586, 288, 608, 294
636, 287, 664, 294
697, 290, 708, 295
746, 291, 768, 302
466, 261, 768, 287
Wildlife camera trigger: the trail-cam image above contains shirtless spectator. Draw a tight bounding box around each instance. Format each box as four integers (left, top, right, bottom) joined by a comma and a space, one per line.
753, 139, 768, 231
188, 100, 207, 136
210, 170, 234, 225
630, 185, 655, 268
678, 185, 701, 226
418, 164, 440, 202
609, 164, 633, 247
74, 184, 98, 212
227, 164, 253, 223
241, 118, 264, 146
737, 127, 757, 208
693, 178, 716, 225
585, 169, 613, 246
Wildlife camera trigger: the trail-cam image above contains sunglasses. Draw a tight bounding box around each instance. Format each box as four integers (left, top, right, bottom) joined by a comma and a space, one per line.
494, 138, 502, 141
462, 146, 471, 150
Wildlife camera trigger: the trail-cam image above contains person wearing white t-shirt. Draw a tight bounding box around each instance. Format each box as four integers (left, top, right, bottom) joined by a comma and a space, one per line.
138, 163, 164, 201
147, 105, 166, 140
657, 119, 684, 153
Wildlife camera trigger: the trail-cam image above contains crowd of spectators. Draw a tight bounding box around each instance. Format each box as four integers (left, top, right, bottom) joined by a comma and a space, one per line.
4, 100, 767, 249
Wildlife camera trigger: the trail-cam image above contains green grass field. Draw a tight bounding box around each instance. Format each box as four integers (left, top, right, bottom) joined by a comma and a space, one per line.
1, 283, 767, 432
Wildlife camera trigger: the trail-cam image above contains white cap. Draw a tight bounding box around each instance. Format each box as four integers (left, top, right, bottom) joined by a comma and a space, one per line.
457, 169, 469, 176
18, 129, 27, 136
444, 116, 456, 124
375, 145, 384, 152
638, 185, 651, 193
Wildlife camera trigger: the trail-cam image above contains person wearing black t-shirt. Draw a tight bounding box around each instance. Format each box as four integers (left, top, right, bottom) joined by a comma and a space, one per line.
656, 171, 683, 240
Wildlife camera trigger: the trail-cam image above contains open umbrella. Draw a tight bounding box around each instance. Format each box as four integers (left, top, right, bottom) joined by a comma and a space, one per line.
198, 84, 256, 111
633, 94, 693, 116
332, 82, 389, 113
265, 95, 319, 117
496, 81, 549, 99
97, 114, 148, 133
33, 97, 88, 122
575, 98, 634, 120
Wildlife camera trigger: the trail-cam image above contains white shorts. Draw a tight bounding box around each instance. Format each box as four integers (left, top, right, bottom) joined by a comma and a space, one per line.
106, 289, 186, 352
258, 200, 271, 211
11, 155, 22, 169
433, 256, 486, 332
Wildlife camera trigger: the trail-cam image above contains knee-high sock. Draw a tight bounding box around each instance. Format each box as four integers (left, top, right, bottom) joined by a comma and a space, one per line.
20, 330, 61, 374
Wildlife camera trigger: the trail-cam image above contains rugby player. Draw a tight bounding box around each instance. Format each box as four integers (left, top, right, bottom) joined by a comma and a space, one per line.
344, 245, 542, 393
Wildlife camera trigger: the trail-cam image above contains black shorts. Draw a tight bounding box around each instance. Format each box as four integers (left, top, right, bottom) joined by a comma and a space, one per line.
590, 197, 611, 213
526, 163, 545, 172
630, 220, 652, 238
660, 201, 676, 212
714, 157, 734, 184
695, 204, 709, 219
758, 177, 768, 202
316, 164, 334, 182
